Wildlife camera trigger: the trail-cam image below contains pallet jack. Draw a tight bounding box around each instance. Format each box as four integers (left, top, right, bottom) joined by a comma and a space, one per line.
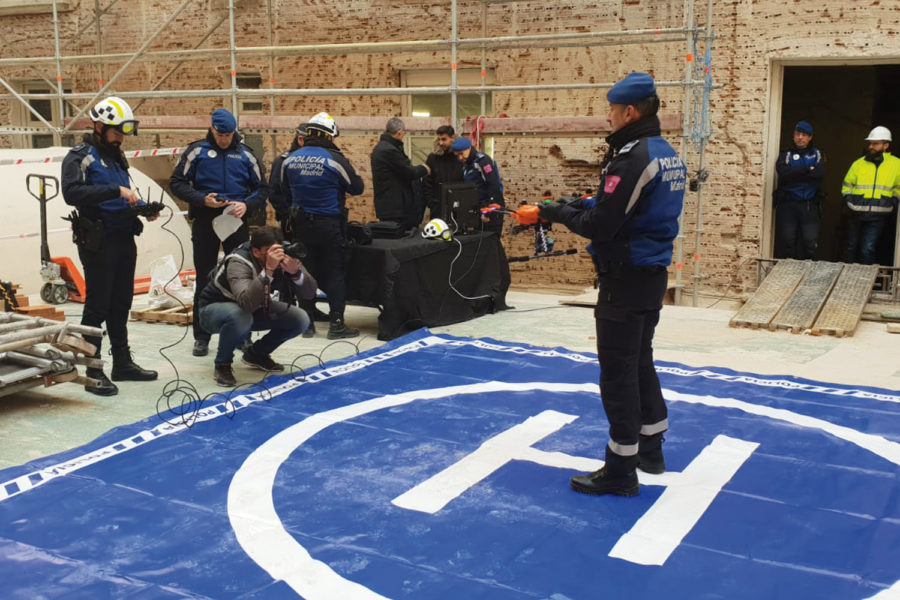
26, 173, 86, 305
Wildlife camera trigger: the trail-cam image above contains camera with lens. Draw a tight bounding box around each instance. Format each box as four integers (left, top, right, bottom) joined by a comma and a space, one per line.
282, 241, 307, 260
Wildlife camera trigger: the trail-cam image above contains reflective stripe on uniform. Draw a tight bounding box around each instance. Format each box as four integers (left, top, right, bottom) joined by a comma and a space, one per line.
182, 146, 203, 177
640, 419, 669, 436
607, 440, 639, 457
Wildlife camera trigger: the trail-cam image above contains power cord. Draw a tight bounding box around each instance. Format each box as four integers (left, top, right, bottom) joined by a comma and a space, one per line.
144, 198, 366, 429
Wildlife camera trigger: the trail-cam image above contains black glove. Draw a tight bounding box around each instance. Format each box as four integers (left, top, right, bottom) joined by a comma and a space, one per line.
538, 202, 565, 223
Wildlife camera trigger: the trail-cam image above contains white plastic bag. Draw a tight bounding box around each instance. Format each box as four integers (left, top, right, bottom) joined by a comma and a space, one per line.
148, 255, 193, 309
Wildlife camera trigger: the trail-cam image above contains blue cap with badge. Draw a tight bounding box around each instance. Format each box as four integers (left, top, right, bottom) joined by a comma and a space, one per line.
795, 121, 813, 135
450, 137, 472, 151
211, 108, 237, 134
606, 72, 657, 105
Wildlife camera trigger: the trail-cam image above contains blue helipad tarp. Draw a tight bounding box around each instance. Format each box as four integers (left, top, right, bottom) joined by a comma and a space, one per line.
1, 330, 899, 599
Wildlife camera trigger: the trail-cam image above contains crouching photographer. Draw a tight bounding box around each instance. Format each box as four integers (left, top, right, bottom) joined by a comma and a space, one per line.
197, 225, 316, 386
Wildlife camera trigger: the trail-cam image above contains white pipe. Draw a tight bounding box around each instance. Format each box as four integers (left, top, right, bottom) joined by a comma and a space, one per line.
0, 27, 696, 68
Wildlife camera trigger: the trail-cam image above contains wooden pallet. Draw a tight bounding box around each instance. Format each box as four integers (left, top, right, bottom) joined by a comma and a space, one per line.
810, 264, 878, 337
771, 261, 843, 333
730, 259, 809, 329
130, 303, 193, 326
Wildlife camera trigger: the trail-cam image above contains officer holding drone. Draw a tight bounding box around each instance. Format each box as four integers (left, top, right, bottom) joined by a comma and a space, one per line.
61, 95, 160, 396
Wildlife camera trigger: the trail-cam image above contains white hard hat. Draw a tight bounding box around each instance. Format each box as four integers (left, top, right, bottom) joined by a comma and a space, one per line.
865, 126, 892, 142
89, 96, 139, 135
306, 112, 339, 138
422, 218, 452, 241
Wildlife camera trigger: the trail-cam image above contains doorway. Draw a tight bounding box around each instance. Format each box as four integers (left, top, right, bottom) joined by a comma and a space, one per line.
777, 64, 900, 265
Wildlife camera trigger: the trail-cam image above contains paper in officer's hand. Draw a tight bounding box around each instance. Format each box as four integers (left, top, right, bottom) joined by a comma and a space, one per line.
212, 203, 243, 241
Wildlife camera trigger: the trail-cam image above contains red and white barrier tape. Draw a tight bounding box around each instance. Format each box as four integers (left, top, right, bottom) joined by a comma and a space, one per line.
0, 146, 184, 166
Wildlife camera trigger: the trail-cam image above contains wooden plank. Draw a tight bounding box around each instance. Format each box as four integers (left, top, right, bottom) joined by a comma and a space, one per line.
14, 305, 65, 321
771, 262, 843, 333
730, 259, 810, 329
810, 264, 879, 337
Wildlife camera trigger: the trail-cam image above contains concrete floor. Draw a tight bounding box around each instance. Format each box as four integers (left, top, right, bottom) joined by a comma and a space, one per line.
1, 288, 899, 471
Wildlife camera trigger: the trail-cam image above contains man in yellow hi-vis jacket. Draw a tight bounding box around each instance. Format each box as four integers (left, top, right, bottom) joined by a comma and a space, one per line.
841, 126, 900, 264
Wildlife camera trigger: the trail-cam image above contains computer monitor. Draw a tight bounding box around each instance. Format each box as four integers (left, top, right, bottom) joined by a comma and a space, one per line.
440, 182, 481, 233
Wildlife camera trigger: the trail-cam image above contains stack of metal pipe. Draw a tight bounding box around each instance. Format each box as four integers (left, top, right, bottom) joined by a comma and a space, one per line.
0, 312, 104, 397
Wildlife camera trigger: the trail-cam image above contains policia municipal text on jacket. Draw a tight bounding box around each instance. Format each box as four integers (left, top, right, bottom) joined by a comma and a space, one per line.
841, 126, 900, 265
61, 96, 158, 396
169, 109, 267, 357
538, 73, 686, 498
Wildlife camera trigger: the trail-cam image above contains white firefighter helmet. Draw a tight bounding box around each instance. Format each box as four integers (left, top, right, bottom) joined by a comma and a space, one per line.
865, 126, 892, 142
422, 218, 452, 241
89, 96, 139, 135
306, 112, 339, 138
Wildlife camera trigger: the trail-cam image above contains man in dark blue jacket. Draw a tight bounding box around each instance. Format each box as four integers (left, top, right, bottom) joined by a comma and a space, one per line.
773, 121, 825, 259
169, 108, 267, 357
281, 112, 364, 339
451, 136, 505, 234
61, 96, 159, 396
540, 72, 686, 497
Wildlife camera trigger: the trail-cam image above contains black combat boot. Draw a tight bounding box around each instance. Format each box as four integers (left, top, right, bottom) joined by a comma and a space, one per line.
110, 347, 158, 382
638, 433, 666, 474
569, 466, 639, 497
327, 311, 359, 339
85, 367, 118, 396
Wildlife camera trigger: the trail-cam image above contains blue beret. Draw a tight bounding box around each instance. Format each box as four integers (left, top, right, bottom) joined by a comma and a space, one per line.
450, 137, 472, 151
795, 121, 813, 135
606, 72, 657, 105
211, 108, 236, 133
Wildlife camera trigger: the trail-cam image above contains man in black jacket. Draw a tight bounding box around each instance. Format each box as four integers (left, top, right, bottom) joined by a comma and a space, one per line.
371, 117, 431, 229
422, 125, 465, 220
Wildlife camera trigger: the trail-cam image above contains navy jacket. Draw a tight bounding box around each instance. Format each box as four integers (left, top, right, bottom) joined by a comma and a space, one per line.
169, 130, 267, 220
61, 133, 143, 235
461, 149, 505, 230
774, 145, 825, 204
557, 116, 686, 270
268, 136, 302, 222
281, 137, 364, 216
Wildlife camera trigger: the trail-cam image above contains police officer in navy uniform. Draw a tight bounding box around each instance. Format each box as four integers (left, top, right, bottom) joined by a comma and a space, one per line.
169, 108, 267, 357
61, 96, 159, 396
450, 136, 505, 234
266, 121, 329, 335
773, 121, 825, 259
539, 72, 686, 496
281, 112, 364, 339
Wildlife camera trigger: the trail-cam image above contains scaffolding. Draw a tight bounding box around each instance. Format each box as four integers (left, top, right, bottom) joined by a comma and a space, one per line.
0, 0, 715, 303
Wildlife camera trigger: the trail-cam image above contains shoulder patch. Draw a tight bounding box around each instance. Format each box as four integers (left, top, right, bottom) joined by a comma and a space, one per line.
72, 143, 86, 152
619, 140, 640, 154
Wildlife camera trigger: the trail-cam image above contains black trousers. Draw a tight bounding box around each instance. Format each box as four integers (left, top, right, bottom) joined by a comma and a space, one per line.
293, 215, 347, 315
78, 234, 137, 356
774, 200, 820, 259
595, 267, 669, 473
191, 217, 249, 342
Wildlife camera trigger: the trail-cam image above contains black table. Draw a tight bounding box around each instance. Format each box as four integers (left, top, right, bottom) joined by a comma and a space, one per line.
346, 231, 511, 340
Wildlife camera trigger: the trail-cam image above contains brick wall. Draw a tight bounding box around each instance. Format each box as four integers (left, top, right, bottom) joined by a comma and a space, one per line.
2, 1, 899, 293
